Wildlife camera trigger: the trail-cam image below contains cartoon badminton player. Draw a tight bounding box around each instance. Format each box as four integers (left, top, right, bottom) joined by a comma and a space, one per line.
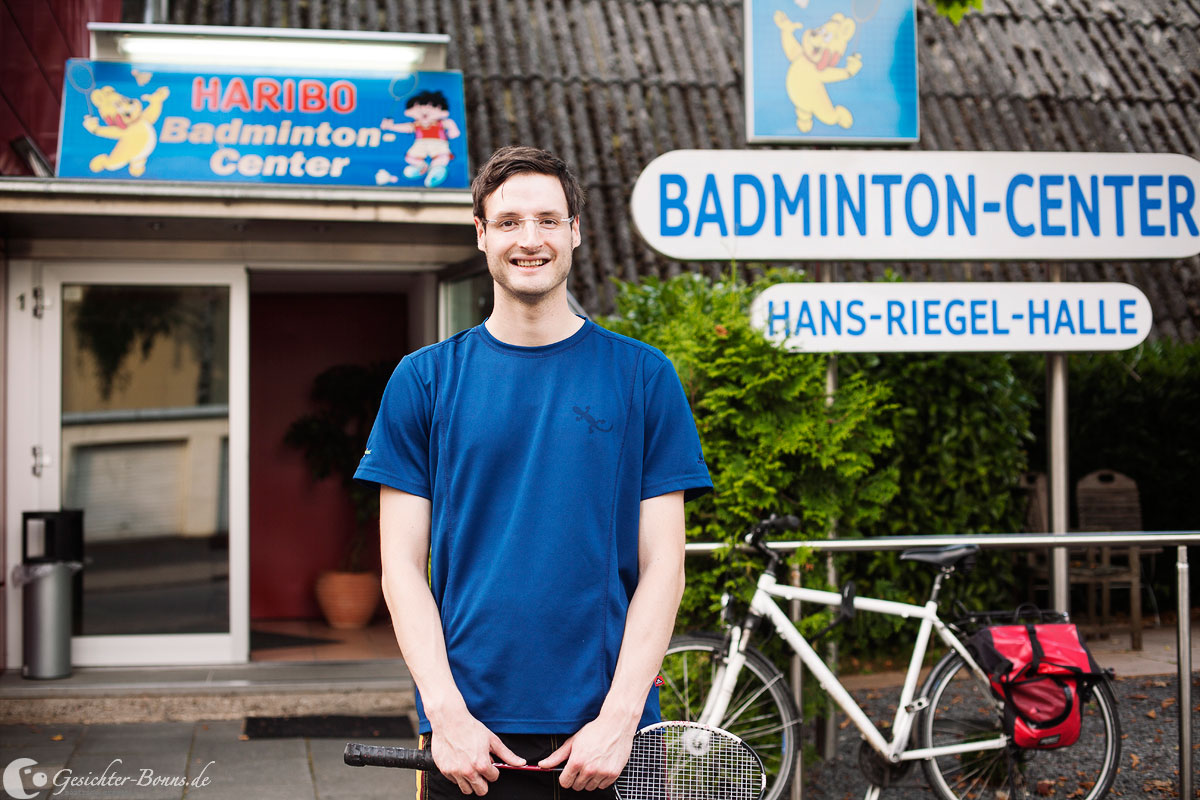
381, 90, 460, 188
82, 85, 170, 177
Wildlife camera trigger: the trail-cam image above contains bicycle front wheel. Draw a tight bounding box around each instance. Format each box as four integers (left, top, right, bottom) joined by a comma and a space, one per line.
659, 633, 800, 800
917, 651, 1121, 800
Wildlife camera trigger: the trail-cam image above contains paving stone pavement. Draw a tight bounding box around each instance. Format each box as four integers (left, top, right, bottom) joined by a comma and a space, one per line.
0, 623, 1192, 799
0, 720, 419, 800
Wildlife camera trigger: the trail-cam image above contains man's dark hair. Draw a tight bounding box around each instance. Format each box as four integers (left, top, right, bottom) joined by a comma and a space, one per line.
472, 145, 585, 220
406, 90, 449, 111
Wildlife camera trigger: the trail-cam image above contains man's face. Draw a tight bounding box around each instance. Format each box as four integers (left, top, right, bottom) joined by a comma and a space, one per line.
475, 173, 580, 306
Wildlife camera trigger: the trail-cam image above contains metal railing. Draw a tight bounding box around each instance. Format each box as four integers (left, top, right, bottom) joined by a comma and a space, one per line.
684, 531, 1200, 799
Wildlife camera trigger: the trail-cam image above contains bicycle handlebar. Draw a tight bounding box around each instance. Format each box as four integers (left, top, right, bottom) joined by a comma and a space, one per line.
743, 514, 801, 552
762, 514, 801, 532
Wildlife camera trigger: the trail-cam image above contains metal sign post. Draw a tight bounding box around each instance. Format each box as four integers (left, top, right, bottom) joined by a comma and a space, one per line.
1177, 545, 1192, 800
1048, 264, 1071, 613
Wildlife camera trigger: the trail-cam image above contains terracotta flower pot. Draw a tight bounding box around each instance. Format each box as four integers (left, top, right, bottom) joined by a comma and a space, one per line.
314, 571, 381, 630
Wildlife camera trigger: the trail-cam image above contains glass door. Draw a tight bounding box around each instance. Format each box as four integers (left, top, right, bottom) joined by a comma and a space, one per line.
439, 270, 493, 339
33, 263, 248, 665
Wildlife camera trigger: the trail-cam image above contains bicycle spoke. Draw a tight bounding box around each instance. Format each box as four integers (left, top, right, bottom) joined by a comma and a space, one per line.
722, 672, 787, 729
952, 765, 995, 799
729, 712, 802, 740
681, 651, 691, 719
658, 674, 696, 720
920, 653, 1119, 800
933, 716, 999, 736
940, 751, 1004, 781
661, 636, 799, 800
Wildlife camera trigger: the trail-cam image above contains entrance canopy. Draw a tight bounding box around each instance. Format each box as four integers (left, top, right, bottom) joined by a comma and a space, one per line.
0, 178, 476, 264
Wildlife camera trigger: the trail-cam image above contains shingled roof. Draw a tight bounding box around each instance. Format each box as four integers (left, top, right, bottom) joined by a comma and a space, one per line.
162, 0, 1200, 341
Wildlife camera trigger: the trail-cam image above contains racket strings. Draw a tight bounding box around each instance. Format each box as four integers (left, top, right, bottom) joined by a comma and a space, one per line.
618, 725, 763, 800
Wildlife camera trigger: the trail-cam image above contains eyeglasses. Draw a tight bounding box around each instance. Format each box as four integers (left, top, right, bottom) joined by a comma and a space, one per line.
480, 216, 576, 234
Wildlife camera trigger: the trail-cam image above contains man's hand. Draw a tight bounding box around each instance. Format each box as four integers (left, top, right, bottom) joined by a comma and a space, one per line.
538, 714, 636, 792
430, 711, 525, 796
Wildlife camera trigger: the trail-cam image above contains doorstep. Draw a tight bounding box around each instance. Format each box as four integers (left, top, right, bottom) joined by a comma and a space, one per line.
0, 659, 415, 725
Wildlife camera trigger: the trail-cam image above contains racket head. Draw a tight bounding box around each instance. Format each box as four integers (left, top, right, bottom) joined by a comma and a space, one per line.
389, 73, 418, 101
615, 720, 765, 800
66, 61, 96, 114
67, 61, 95, 94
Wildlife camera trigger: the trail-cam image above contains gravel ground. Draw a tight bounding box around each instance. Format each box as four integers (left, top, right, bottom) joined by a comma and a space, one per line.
800, 674, 1200, 800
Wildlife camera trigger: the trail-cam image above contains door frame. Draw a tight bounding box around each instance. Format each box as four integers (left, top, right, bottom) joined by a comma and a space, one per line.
5, 259, 249, 666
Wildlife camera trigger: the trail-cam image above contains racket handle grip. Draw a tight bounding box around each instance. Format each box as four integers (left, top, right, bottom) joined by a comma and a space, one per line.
344, 742, 436, 770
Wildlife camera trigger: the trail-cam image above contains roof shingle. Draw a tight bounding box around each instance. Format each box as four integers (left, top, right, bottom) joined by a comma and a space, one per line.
162, 0, 1200, 340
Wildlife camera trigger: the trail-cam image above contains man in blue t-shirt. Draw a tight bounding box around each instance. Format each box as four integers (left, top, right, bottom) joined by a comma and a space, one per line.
356, 146, 712, 798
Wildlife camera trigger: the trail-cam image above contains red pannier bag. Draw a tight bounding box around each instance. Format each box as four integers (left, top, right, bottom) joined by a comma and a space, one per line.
967, 622, 1108, 749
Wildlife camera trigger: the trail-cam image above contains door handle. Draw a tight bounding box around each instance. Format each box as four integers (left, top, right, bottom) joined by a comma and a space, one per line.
31, 445, 52, 477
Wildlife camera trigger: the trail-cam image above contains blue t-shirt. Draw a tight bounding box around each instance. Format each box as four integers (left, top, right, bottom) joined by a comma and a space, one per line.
355, 319, 712, 734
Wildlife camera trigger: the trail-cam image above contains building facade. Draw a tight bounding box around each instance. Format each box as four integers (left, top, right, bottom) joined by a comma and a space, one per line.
1, 0, 1197, 669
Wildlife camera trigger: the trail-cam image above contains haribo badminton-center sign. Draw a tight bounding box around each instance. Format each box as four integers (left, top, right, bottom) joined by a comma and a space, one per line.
57, 59, 470, 189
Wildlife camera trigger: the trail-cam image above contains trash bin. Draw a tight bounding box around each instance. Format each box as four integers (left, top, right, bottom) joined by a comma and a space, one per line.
13, 562, 81, 679
22, 510, 84, 634
17, 510, 85, 680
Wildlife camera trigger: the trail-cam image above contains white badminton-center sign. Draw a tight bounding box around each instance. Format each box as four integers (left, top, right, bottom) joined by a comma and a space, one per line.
631, 151, 1200, 261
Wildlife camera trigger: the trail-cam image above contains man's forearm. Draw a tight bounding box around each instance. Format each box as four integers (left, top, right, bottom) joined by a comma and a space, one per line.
381, 559, 470, 723
378, 488, 471, 724
601, 552, 685, 723
602, 490, 687, 724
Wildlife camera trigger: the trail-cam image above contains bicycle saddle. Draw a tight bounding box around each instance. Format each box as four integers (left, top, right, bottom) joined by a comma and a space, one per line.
899, 544, 980, 568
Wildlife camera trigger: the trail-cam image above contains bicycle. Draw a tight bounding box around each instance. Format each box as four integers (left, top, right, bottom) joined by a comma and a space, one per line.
658, 515, 1122, 800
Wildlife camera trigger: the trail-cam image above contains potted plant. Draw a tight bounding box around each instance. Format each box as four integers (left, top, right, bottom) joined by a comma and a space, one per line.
284, 361, 394, 629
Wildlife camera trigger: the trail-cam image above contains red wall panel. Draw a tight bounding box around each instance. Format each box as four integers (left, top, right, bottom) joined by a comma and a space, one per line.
47, 0, 121, 57
1, 2, 61, 166
249, 292, 410, 619
0, 93, 26, 175
7, 0, 71, 107
1, 0, 119, 174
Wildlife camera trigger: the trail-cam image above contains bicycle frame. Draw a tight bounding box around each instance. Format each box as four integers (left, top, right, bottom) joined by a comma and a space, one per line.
699, 570, 1008, 768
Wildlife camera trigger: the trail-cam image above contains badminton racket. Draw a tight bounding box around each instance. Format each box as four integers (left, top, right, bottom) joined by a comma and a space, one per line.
345, 720, 765, 800
66, 61, 96, 115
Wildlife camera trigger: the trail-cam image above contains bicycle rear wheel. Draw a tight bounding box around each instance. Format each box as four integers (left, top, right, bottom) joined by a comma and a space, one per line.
659, 633, 800, 800
917, 651, 1121, 800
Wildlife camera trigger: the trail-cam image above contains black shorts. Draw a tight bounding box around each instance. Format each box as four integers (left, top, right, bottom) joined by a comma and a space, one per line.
417, 732, 617, 800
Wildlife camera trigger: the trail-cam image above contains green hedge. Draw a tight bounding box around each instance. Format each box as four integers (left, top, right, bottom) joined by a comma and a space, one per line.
836, 351, 1036, 657
601, 271, 1197, 661
601, 270, 1040, 666
599, 270, 899, 636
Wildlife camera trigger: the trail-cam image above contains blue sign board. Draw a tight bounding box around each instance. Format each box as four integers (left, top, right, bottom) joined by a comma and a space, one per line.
745, 0, 918, 143
57, 59, 470, 189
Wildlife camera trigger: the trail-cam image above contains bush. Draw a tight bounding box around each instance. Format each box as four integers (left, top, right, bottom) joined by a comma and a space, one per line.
836, 351, 1037, 658
599, 270, 899, 637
